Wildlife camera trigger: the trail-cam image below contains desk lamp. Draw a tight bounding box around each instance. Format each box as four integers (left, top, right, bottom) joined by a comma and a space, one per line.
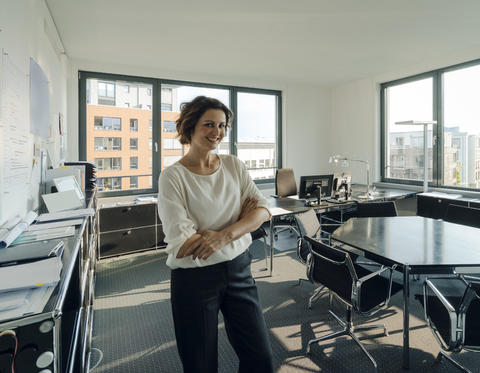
329, 155, 375, 199
394, 120, 437, 193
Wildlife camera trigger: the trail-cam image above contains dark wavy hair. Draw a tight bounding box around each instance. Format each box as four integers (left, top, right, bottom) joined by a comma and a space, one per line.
176, 96, 233, 145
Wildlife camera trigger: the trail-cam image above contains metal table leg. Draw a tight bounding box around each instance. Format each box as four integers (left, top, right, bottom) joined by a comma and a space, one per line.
403, 264, 410, 370
269, 217, 274, 276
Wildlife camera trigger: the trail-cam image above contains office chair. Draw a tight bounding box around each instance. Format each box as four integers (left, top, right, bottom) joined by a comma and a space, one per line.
250, 226, 269, 272
415, 274, 480, 373
304, 236, 403, 373
295, 210, 325, 308
444, 204, 480, 229
356, 201, 398, 218
271, 168, 299, 239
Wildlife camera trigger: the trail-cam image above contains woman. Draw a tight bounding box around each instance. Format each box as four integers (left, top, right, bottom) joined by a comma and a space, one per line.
157, 96, 274, 373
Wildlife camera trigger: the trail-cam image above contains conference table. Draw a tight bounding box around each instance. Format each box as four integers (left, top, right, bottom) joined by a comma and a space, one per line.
331, 216, 480, 370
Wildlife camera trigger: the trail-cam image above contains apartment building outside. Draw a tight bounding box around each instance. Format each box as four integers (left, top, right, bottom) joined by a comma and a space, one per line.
388, 128, 480, 187
86, 80, 276, 191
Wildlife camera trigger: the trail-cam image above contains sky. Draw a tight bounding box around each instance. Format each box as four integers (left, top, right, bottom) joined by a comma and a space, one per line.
175, 86, 276, 138
388, 64, 480, 136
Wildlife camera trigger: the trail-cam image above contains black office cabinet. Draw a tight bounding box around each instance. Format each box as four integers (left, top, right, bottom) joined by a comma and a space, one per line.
470, 200, 480, 209
98, 202, 166, 258
417, 194, 470, 219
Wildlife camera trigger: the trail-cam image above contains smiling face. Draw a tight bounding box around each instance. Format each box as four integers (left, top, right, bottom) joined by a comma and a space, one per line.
190, 109, 227, 152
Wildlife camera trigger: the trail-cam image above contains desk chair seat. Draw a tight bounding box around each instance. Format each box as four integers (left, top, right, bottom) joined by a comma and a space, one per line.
295, 210, 326, 308
444, 204, 480, 229
304, 236, 403, 373
415, 275, 480, 373
250, 226, 268, 272
271, 169, 300, 240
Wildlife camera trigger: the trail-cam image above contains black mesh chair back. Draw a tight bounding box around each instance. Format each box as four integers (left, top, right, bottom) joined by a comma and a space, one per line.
415, 275, 480, 372
444, 204, 480, 229
250, 227, 268, 272
306, 236, 354, 303
296, 210, 322, 264
357, 201, 398, 218
294, 210, 326, 308
275, 169, 297, 197
305, 236, 402, 314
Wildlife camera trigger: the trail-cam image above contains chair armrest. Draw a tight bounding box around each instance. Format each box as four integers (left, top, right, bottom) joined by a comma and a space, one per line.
357, 265, 392, 284
354, 265, 398, 316
424, 278, 457, 314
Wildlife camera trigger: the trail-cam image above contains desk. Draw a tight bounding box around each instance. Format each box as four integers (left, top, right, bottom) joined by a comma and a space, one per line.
266, 186, 417, 275
331, 216, 480, 370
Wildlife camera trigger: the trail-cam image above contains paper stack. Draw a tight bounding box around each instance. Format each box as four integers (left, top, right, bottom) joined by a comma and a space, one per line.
0, 211, 38, 249
0, 239, 64, 321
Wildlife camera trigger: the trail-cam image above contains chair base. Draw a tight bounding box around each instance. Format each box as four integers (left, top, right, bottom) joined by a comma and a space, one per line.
307, 308, 386, 373
437, 351, 473, 373
273, 225, 299, 240
298, 278, 325, 308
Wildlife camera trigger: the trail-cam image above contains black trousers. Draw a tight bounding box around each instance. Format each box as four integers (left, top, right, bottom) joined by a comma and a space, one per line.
170, 250, 274, 373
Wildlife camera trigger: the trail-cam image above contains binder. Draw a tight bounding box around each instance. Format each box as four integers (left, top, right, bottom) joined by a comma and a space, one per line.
0, 239, 64, 265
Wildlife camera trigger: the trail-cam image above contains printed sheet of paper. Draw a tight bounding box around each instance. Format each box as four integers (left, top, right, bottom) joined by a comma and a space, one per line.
1, 50, 30, 196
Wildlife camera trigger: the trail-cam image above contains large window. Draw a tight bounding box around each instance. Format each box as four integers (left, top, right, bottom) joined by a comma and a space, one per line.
382, 59, 480, 191
80, 72, 282, 197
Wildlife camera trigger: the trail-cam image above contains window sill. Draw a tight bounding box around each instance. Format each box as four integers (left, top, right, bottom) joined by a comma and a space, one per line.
374, 181, 480, 199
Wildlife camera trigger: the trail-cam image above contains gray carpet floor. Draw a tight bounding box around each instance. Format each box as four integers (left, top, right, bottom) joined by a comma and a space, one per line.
89, 233, 479, 372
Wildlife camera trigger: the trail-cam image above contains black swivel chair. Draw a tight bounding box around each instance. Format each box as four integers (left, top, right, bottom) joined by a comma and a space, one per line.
250, 227, 268, 272
444, 204, 480, 229
271, 168, 299, 239
415, 274, 480, 373
295, 209, 326, 308
356, 201, 398, 218
304, 236, 403, 372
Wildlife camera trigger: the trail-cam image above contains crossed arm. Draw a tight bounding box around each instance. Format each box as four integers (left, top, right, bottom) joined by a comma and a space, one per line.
176, 197, 270, 260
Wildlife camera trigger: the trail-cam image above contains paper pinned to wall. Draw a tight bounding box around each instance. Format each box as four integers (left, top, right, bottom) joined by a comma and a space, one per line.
29, 58, 50, 139
1, 50, 30, 196
29, 160, 40, 198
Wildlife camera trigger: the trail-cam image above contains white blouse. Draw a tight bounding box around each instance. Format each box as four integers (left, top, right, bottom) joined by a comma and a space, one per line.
158, 154, 271, 269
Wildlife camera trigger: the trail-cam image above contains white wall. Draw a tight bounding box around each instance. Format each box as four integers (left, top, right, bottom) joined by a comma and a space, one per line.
0, 0, 68, 225
331, 45, 480, 186
284, 83, 332, 181
67, 60, 331, 187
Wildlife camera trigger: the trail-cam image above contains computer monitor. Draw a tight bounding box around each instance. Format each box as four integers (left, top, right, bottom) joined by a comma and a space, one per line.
332, 171, 352, 200
298, 174, 334, 200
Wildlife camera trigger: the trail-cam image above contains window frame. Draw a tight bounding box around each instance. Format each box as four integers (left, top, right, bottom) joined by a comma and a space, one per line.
381, 58, 480, 192
79, 71, 282, 197
381, 71, 440, 188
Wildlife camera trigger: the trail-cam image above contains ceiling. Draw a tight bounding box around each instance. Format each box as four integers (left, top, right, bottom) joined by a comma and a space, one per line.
45, 0, 480, 87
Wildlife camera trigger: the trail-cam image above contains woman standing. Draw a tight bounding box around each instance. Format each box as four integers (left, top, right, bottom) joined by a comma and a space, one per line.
158, 96, 274, 373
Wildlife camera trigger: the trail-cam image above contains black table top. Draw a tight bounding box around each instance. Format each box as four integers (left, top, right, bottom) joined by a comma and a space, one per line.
332, 216, 480, 268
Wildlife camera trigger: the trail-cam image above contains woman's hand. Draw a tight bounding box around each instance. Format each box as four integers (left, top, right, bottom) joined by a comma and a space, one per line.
238, 197, 258, 221
180, 230, 229, 260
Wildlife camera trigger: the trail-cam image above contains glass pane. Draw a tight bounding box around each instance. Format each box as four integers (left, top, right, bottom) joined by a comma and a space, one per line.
86, 78, 153, 192
160, 84, 230, 171
443, 65, 480, 189
237, 92, 277, 180
384, 78, 433, 182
